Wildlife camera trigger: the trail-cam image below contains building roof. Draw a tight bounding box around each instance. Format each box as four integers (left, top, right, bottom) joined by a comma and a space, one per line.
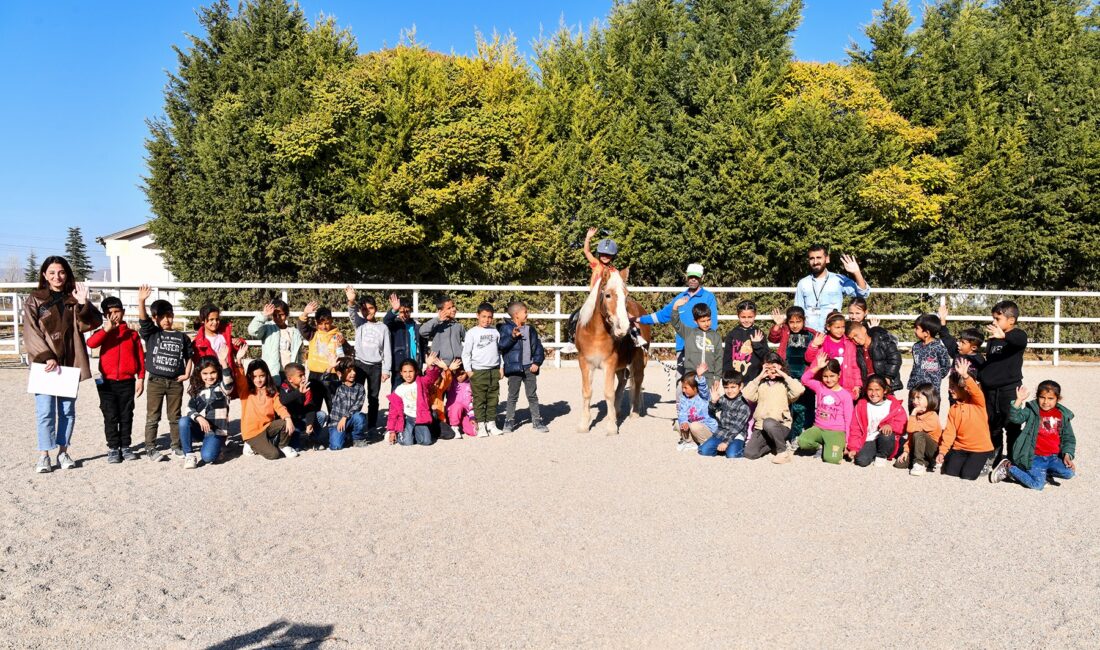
96, 223, 150, 246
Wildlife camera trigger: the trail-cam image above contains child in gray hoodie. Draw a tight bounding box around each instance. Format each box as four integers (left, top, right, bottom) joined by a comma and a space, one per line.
671, 297, 723, 400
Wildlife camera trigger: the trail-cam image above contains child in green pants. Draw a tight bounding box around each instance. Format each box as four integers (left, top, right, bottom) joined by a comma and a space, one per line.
797, 353, 854, 464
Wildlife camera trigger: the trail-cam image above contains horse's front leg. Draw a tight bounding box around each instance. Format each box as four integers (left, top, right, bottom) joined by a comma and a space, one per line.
604, 362, 619, 436
577, 357, 594, 433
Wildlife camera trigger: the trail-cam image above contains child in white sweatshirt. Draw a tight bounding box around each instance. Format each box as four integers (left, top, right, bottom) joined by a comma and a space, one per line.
462, 302, 502, 436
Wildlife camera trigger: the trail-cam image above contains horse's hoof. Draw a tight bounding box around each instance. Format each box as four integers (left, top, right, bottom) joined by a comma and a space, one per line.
605, 429, 618, 436
629, 411, 640, 419
576, 423, 590, 433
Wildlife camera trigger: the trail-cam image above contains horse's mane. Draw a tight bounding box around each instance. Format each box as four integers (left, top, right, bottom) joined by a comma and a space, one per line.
578, 269, 623, 328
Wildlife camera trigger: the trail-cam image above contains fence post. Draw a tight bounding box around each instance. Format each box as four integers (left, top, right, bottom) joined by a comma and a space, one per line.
412, 290, 419, 317
1053, 296, 1061, 367
281, 290, 288, 304
12, 294, 22, 363
554, 291, 562, 369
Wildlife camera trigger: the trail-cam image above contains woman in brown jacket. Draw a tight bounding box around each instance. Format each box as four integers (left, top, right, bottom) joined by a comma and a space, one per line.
23, 256, 101, 473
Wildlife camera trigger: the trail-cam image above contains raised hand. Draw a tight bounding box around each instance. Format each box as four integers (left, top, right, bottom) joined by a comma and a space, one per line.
72, 282, 88, 305
812, 332, 826, 348
1015, 385, 1030, 404
586, 227, 598, 240
985, 322, 1005, 339
751, 330, 764, 343
101, 314, 117, 333
771, 308, 785, 327
303, 300, 319, 318
448, 358, 462, 371
344, 285, 356, 305
840, 254, 861, 275
868, 317, 881, 329
954, 357, 971, 377
426, 351, 439, 367
696, 361, 708, 376
137, 284, 152, 304
815, 351, 829, 370
673, 296, 690, 310
262, 303, 275, 318
388, 293, 400, 311
937, 302, 949, 326
236, 339, 250, 360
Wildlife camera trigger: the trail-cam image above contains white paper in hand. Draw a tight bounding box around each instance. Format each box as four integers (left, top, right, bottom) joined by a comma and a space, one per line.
27, 363, 81, 399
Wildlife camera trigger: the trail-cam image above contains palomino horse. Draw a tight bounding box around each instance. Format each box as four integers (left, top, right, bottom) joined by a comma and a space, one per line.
574, 268, 651, 435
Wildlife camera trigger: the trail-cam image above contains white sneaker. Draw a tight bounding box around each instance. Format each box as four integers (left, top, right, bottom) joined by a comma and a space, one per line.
183, 453, 198, 469
243, 442, 256, 456
57, 452, 76, 470
873, 457, 888, 468
477, 423, 491, 438
488, 423, 504, 436
910, 463, 927, 476
280, 446, 299, 458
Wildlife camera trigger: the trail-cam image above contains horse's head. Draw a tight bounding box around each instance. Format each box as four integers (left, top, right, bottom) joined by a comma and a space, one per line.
599, 268, 631, 340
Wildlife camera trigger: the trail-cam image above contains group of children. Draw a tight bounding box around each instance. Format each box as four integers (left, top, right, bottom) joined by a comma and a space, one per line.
84, 284, 549, 469
44, 245, 1079, 489
675, 297, 1079, 490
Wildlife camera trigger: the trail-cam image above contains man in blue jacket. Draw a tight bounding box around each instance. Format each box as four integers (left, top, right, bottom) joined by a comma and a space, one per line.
635, 263, 719, 375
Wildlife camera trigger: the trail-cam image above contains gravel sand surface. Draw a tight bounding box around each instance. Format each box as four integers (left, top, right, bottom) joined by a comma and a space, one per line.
1, 364, 1095, 649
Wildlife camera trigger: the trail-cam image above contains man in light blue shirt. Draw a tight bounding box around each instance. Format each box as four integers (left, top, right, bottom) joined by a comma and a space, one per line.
636, 263, 719, 375
793, 244, 870, 332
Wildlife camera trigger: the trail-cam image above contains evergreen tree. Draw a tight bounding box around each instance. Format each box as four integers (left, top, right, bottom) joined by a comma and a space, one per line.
848, 0, 915, 112
24, 251, 39, 283
64, 227, 92, 281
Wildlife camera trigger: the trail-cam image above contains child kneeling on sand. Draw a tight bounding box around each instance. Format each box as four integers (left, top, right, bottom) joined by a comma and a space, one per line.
742, 353, 805, 463
677, 363, 718, 452
989, 381, 1077, 489
844, 375, 906, 467
937, 358, 994, 480
903, 384, 942, 476
797, 353, 853, 464
698, 370, 751, 458
387, 353, 444, 446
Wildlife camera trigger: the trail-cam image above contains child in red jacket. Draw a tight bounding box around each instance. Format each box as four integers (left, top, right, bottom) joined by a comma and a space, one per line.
87, 296, 145, 464
845, 375, 907, 467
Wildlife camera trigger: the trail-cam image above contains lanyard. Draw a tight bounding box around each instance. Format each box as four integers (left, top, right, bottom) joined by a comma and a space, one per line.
810, 274, 829, 309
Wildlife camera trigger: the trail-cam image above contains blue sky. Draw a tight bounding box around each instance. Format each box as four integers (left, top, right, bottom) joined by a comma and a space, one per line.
0, 0, 905, 272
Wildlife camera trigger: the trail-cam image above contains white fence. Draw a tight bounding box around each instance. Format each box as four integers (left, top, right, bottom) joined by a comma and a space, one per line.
2, 282, 1099, 366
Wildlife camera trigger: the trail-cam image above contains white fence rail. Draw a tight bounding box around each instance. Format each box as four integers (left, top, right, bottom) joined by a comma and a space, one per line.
2, 282, 1098, 367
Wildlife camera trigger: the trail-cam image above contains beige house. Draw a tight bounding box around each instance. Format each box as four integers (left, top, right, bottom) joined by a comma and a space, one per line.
96, 223, 181, 307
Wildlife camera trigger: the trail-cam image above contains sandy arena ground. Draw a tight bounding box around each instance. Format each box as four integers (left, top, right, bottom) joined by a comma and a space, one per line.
0, 362, 1096, 649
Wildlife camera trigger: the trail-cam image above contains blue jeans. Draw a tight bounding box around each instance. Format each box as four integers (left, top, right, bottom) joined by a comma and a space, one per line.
327, 412, 366, 450
1008, 455, 1075, 490
698, 435, 744, 458
178, 417, 225, 464
399, 416, 434, 446
36, 394, 76, 451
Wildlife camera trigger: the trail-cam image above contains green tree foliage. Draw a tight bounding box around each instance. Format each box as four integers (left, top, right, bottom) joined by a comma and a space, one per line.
64, 227, 92, 281
144, 0, 1099, 295
24, 251, 39, 283
856, 0, 1100, 288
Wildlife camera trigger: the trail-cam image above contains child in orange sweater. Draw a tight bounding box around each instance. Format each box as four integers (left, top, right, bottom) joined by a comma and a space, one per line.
937, 358, 994, 480
904, 383, 943, 475
234, 358, 296, 460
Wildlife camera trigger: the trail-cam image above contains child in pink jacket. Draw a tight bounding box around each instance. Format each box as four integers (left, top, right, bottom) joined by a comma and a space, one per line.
806, 313, 863, 399
446, 364, 478, 437
845, 375, 907, 467
796, 353, 854, 464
